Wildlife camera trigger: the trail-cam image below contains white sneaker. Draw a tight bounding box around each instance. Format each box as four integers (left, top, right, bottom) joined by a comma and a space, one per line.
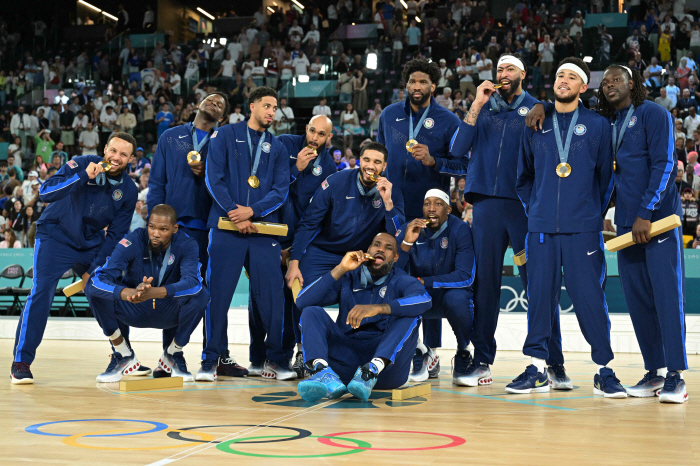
261, 360, 297, 380
248, 362, 264, 376
195, 359, 217, 382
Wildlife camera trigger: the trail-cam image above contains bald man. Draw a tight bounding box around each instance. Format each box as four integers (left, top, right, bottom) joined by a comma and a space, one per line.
295, 233, 432, 402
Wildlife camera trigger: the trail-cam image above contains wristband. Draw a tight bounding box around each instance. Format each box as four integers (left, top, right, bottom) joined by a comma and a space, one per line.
402, 240, 414, 247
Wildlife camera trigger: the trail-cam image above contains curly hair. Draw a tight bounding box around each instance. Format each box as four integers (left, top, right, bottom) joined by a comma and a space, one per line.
596, 65, 648, 119
402, 58, 441, 85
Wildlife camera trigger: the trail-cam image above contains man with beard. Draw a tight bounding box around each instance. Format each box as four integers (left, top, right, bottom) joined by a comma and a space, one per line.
449, 53, 567, 388
376, 58, 467, 377
509, 58, 624, 397
147, 92, 240, 377
11, 133, 138, 384
85, 204, 208, 383
199, 87, 292, 381
295, 232, 431, 402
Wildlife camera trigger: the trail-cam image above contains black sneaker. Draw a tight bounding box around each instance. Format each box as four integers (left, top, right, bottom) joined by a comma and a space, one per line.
292, 352, 307, 378
11, 362, 33, 384
132, 364, 152, 376
217, 349, 249, 377
153, 367, 172, 378
452, 349, 472, 384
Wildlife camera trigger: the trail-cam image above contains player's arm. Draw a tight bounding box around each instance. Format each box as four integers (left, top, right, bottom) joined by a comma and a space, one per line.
393, 225, 411, 270
147, 137, 167, 216
597, 119, 614, 213
526, 101, 554, 131
39, 156, 99, 202
295, 270, 343, 309
163, 243, 203, 298
377, 180, 405, 235
515, 128, 535, 216
638, 108, 676, 221
88, 233, 137, 300
385, 276, 432, 317
423, 225, 476, 290
205, 129, 237, 213
289, 180, 333, 262
90, 190, 137, 275
249, 144, 290, 219
376, 111, 386, 145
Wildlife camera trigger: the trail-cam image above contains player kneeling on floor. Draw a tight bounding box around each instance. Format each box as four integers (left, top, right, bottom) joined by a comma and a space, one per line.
395, 189, 477, 385
86, 204, 208, 383
295, 233, 432, 402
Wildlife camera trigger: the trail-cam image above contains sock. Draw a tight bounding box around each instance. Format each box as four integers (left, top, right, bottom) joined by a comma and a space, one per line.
312, 358, 328, 368
108, 329, 121, 340
167, 340, 183, 355
296, 343, 303, 352
531, 357, 545, 373
113, 339, 131, 357
597, 365, 606, 375
416, 339, 428, 354
657, 367, 668, 378
679, 371, 684, 379
370, 358, 386, 374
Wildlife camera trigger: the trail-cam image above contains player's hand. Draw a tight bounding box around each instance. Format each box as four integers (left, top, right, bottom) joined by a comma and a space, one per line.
376, 177, 394, 210
526, 103, 546, 131
346, 304, 384, 329
474, 80, 497, 107
189, 160, 205, 177
338, 250, 367, 275
229, 205, 254, 224
417, 277, 425, 285
81, 272, 91, 291
281, 248, 291, 268
411, 144, 436, 167
404, 218, 427, 244
85, 162, 103, 180
632, 217, 652, 244
235, 220, 258, 234
296, 146, 318, 172
285, 260, 304, 288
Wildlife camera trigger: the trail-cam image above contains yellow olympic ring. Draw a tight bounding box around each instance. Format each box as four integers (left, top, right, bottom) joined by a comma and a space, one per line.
62, 428, 216, 450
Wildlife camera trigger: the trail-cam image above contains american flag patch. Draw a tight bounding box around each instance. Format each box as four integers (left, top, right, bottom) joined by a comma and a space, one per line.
322, 180, 329, 190
211, 131, 218, 138
119, 239, 132, 247
68, 160, 79, 169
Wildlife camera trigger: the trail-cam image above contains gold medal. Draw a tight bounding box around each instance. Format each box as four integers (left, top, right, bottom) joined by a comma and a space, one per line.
613, 159, 618, 172
556, 162, 571, 178
99, 161, 112, 171
406, 139, 418, 152
306, 145, 317, 153
248, 175, 260, 188
187, 151, 201, 163
369, 173, 380, 182
364, 253, 375, 261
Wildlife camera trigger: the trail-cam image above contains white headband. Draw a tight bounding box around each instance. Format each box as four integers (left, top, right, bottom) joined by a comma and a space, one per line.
620, 65, 633, 77
497, 55, 526, 71
425, 189, 450, 205
557, 63, 589, 84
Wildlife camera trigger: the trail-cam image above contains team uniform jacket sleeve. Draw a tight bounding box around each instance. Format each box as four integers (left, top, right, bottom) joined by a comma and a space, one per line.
449, 120, 477, 158
163, 245, 203, 298
383, 188, 405, 235
89, 189, 137, 274
597, 120, 614, 213
377, 112, 386, 145
515, 127, 536, 216
288, 146, 301, 181
147, 136, 168, 215
422, 225, 476, 289
250, 143, 290, 218
394, 227, 410, 270
89, 234, 137, 300
39, 157, 92, 202
205, 129, 237, 213
290, 182, 333, 261
295, 271, 343, 309
387, 276, 432, 317
637, 107, 676, 220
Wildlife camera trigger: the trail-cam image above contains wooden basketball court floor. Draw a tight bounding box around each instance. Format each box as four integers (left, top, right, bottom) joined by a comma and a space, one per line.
2, 339, 698, 465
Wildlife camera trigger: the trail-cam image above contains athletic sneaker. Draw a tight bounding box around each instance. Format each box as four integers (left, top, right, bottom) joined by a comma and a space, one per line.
96, 352, 141, 383
451, 349, 473, 385
132, 364, 152, 376
248, 362, 264, 377
347, 363, 379, 402
195, 359, 217, 382
505, 365, 550, 394
547, 364, 573, 390
292, 352, 307, 378
261, 360, 297, 380
409, 347, 440, 382
297, 363, 347, 402
593, 367, 627, 398
658, 372, 689, 404
626, 370, 665, 398
217, 350, 248, 377
10, 362, 33, 384
158, 351, 194, 382
454, 360, 492, 387
153, 367, 172, 378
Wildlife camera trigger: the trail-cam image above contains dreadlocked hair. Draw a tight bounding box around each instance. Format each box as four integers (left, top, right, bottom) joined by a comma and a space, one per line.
597, 65, 648, 119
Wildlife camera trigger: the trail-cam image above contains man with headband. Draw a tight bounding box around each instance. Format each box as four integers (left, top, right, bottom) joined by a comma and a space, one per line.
377, 58, 467, 378
449, 53, 566, 387
395, 189, 476, 384
509, 57, 625, 397
295, 233, 431, 402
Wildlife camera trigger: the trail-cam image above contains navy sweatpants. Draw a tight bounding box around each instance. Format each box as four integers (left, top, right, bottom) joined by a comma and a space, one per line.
86, 286, 208, 348
203, 229, 288, 364
470, 195, 564, 365
617, 226, 687, 371
300, 306, 420, 390
421, 289, 473, 351
524, 232, 614, 366
13, 234, 96, 364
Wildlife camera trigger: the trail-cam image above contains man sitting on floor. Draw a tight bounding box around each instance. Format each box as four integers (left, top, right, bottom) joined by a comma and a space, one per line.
295, 232, 432, 402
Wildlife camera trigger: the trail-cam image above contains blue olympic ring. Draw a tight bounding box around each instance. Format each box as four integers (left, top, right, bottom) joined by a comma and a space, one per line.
26, 419, 168, 438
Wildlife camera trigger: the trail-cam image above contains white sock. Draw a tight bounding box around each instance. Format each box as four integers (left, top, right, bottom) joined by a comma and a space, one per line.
113, 339, 131, 357
167, 340, 183, 355
108, 329, 121, 340
296, 343, 303, 352
657, 367, 668, 377
597, 365, 606, 375
531, 357, 545, 373
416, 339, 428, 354
371, 358, 386, 374
312, 358, 328, 368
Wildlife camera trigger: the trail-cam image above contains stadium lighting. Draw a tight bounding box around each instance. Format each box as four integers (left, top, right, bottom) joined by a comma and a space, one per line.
400, 0, 407, 8
102, 11, 118, 21
197, 7, 215, 20
583, 56, 592, 63
321, 64, 328, 73
219, 38, 227, 45
263, 58, 269, 67
292, 0, 305, 10
367, 53, 377, 70
416, 17, 421, 23
78, 0, 102, 13
267, 6, 274, 13
298, 75, 309, 83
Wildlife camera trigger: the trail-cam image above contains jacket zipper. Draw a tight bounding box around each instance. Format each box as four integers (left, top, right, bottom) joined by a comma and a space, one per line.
492, 119, 508, 196
556, 176, 561, 233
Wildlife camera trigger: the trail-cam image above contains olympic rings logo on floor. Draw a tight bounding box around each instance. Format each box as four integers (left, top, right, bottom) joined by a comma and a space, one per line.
25, 420, 466, 457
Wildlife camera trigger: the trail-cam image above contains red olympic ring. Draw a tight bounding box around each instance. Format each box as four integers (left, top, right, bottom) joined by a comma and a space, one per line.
317, 430, 466, 451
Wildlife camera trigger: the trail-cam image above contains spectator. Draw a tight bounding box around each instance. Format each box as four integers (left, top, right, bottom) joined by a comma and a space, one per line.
116, 105, 137, 135
0, 229, 22, 249
436, 87, 453, 110
676, 119, 687, 140
689, 151, 700, 176
368, 102, 382, 137
332, 149, 347, 170
6, 198, 25, 245
7, 136, 25, 168
229, 104, 245, 125
538, 35, 555, 78
155, 103, 174, 140
688, 224, 700, 249
476, 52, 493, 84
681, 187, 699, 236
7, 156, 24, 182
336, 69, 355, 104
21, 171, 38, 204
273, 98, 295, 135
656, 87, 674, 112
666, 77, 681, 108
437, 59, 454, 94
130, 199, 146, 232
685, 106, 700, 138
78, 122, 99, 155
312, 97, 332, 118
677, 161, 693, 194
340, 103, 361, 151
100, 105, 117, 145
353, 70, 368, 113
10, 106, 31, 150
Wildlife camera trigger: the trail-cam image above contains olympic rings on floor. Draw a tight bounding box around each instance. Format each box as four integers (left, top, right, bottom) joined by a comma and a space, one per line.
317, 430, 466, 451
216, 435, 371, 458
167, 425, 313, 444
62, 429, 216, 450
25, 419, 168, 438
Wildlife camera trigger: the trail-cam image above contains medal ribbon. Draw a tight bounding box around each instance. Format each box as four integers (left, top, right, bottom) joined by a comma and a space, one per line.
420, 217, 449, 240
246, 127, 265, 179
192, 124, 211, 153
356, 171, 378, 197
489, 91, 526, 112
360, 264, 389, 289
553, 107, 579, 167
148, 242, 172, 287
612, 105, 635, 155
409, 101, 431, 141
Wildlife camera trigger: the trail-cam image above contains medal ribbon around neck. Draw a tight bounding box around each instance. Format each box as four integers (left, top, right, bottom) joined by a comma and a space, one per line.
489, 90, 526, 112
552, 107, 579, 176
409, 101, 431, 142
612, 105, 635, 157
192, 125, 211, 153
246, 127, 265, 182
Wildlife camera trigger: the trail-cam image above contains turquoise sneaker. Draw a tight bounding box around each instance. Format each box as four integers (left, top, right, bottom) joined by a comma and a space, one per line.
347, 363, 379, 402
297, 363, 347, 402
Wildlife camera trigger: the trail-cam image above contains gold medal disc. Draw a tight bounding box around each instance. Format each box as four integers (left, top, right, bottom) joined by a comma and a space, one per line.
369, 173, 380, 182
248, 175, 260, 188
187, 151, 201, 163
99, 161, 112, 171
306, 145, 317, 153
556, 162, 572, 178
406, 139, 418, 152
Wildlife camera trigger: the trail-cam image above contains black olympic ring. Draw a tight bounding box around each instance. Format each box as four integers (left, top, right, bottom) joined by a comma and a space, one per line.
167, 425, 312, 444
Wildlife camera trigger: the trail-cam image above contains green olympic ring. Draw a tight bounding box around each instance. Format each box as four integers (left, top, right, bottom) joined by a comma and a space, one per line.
216, 435, 371, 458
